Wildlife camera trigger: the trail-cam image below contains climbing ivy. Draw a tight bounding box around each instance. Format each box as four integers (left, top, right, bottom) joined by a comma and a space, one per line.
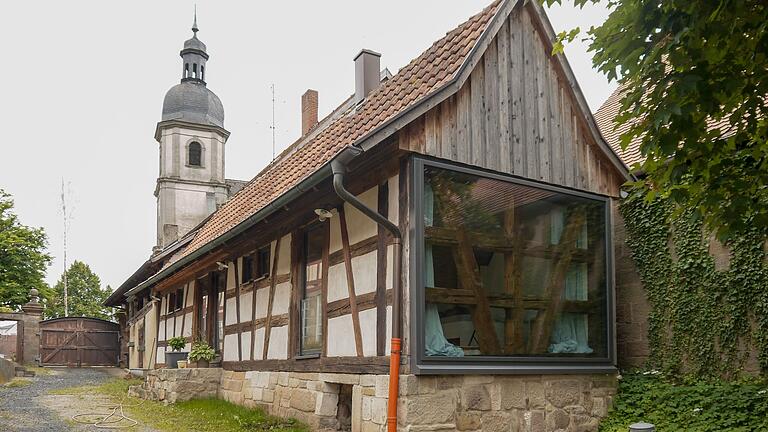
620, 190, 768, 380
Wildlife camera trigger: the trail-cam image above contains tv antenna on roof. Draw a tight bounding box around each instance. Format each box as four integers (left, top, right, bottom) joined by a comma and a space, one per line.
270, 84, 276, 160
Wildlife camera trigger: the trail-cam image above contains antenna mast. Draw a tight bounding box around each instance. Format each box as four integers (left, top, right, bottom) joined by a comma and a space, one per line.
271, 84, 276, 160
60, 179, 68, 317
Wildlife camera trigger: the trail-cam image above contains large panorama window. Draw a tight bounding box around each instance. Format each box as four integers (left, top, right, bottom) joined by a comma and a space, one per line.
417, 161, 611, 368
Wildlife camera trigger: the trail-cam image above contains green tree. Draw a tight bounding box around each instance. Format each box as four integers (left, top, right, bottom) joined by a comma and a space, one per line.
548, 0, 768, 238
0, 189, 52, 310
46, 261, 113, 321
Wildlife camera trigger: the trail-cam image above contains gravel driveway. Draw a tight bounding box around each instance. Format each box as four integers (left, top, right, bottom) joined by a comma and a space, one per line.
0, 367, 120, 432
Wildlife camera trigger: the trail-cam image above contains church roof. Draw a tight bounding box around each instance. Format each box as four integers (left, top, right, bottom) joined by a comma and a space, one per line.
161, 81, 224, 128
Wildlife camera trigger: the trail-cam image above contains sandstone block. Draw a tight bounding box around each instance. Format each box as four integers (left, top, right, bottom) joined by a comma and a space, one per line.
546, 380, 582, 408
461, 385, 491, 411
374, 375, 389, 398
371, 397, 387, 425
403, 390, 457, 425
290, 389, 317, 412
319, 373, 360, 385
456, 412, 481, 430
315, 391, 339, 416
546, 409, 571, 431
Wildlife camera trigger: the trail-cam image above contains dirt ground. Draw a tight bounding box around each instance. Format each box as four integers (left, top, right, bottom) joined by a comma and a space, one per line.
0, 367, 156, 432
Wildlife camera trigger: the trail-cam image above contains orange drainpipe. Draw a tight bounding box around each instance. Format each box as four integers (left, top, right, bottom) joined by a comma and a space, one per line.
331, 147, 403, 431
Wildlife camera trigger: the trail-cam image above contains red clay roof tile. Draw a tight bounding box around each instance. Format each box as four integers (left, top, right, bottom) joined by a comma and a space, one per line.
178, 0, 503, 260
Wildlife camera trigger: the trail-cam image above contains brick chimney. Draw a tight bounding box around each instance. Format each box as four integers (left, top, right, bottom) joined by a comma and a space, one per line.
301, 89, 319, 135
354, 49, 381, 104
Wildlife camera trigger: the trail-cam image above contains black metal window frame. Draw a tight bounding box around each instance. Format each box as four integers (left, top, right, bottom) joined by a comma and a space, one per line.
409, 156, 617, 375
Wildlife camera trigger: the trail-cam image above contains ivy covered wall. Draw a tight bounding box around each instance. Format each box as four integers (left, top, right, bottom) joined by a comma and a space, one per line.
617, 193, 768, 379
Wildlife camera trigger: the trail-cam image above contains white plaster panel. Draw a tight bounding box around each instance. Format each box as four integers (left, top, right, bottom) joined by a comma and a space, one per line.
271, 282, 292, 315
225, 297, 237, 326
226, 263, 236, 290
223, 334, 239, 362
386, 245, 394, 291
277, 235, 292, 275
359, 308, 378, 357
344, 187, 379, 245
158, 319, 166, 342
388, 175, 399, 226
351, 251, 377, 297
386, 306, 392, 354
267, 326, 288, 359
239, 291, 253, 322
254, 287, 269, 319
329, 216, 342, 254
181, 313, 193, 337
327, 315, 356, 357
156, 348, 165, 365
241, 331, 252, 361
327, 263, 347, 303
184, 283, 194, 307
253, 327, 265, 360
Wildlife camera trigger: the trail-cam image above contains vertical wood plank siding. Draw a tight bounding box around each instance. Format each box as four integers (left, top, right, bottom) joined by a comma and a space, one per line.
400, 6, 622, 197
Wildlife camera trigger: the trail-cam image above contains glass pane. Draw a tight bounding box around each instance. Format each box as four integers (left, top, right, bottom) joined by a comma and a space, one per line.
301, 225, 326, 354
423, 166, 607, 358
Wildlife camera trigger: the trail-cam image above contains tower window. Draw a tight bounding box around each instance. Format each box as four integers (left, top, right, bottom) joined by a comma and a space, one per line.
201, 65, 205, 81
188, 142, 202, 166
184, 63, 189, 78
193, 63, 198, 79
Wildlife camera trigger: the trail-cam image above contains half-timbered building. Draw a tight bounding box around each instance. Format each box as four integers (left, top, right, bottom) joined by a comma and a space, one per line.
109, 1, 633, 430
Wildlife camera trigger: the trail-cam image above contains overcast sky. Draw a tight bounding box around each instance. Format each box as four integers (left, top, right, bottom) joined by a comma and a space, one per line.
0, 1, 615, 291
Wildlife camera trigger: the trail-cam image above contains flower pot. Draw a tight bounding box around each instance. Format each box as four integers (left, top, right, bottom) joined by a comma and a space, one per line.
165, 351, 188, 369
192, 359, 210, 368
177, 360, 187, 369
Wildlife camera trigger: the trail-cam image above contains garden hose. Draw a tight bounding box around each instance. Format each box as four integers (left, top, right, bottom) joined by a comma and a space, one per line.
71, 398, 141, 429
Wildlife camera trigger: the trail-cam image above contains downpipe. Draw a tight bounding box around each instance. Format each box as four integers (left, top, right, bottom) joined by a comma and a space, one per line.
331, 146, 403, 432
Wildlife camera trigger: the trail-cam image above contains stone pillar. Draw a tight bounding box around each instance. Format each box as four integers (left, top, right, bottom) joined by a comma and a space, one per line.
20, 288, 44, 365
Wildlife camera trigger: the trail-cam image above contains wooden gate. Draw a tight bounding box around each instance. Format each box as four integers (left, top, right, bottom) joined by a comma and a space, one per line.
40, 317, 119, 367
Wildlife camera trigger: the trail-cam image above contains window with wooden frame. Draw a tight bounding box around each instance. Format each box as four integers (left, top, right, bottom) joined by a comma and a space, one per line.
300, 225, 326, 355
412, 158, 614, 373
175, 287, 184, 311
241, 255, 254, 284
168, 291, 177, 314
255, 246, 271, 280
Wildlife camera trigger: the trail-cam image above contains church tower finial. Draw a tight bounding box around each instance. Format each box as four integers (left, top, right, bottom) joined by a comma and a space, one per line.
192, 5, 199, 34
179, 6, 209, 84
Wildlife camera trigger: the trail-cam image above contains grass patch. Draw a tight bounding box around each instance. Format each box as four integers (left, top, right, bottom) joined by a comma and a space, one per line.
600, 372, 768, 432
3, 378, 32, 388
53, 378, 308, 432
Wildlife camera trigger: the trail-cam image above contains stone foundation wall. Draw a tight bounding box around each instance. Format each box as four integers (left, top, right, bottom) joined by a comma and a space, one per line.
129, 368, 222, 404
132, 368, 616, 431
219, 371, 617, 432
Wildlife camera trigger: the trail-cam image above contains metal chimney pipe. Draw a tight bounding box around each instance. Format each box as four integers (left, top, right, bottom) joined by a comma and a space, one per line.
354, 49, 381, 104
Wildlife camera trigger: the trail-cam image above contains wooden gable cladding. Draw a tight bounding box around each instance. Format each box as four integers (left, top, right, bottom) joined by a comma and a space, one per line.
399, 2, 624, 197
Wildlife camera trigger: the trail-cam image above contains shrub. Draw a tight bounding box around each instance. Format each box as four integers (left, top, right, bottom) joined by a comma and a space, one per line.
187, 340, 215, 362
167, 336, 186, 352
600, 372, 768, 432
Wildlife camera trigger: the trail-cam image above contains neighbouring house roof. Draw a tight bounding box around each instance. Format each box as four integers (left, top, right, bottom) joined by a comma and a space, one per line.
593, 87, 644, 168
594, 86, 742, 169
123, 0, 630, 299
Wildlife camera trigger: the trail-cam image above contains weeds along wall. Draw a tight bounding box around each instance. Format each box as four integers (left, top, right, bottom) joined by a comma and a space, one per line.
619, 191, 768, 379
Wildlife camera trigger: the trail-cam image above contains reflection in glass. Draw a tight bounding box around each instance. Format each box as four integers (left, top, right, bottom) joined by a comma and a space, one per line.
423, 166, 607, 358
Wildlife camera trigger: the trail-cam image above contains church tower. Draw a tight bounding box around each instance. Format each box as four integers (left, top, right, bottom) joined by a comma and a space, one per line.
154, 13, 230, 249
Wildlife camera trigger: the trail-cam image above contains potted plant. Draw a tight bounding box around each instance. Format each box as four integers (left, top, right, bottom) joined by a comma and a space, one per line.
165, 336, 188, 369
187, 340, 216, 368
